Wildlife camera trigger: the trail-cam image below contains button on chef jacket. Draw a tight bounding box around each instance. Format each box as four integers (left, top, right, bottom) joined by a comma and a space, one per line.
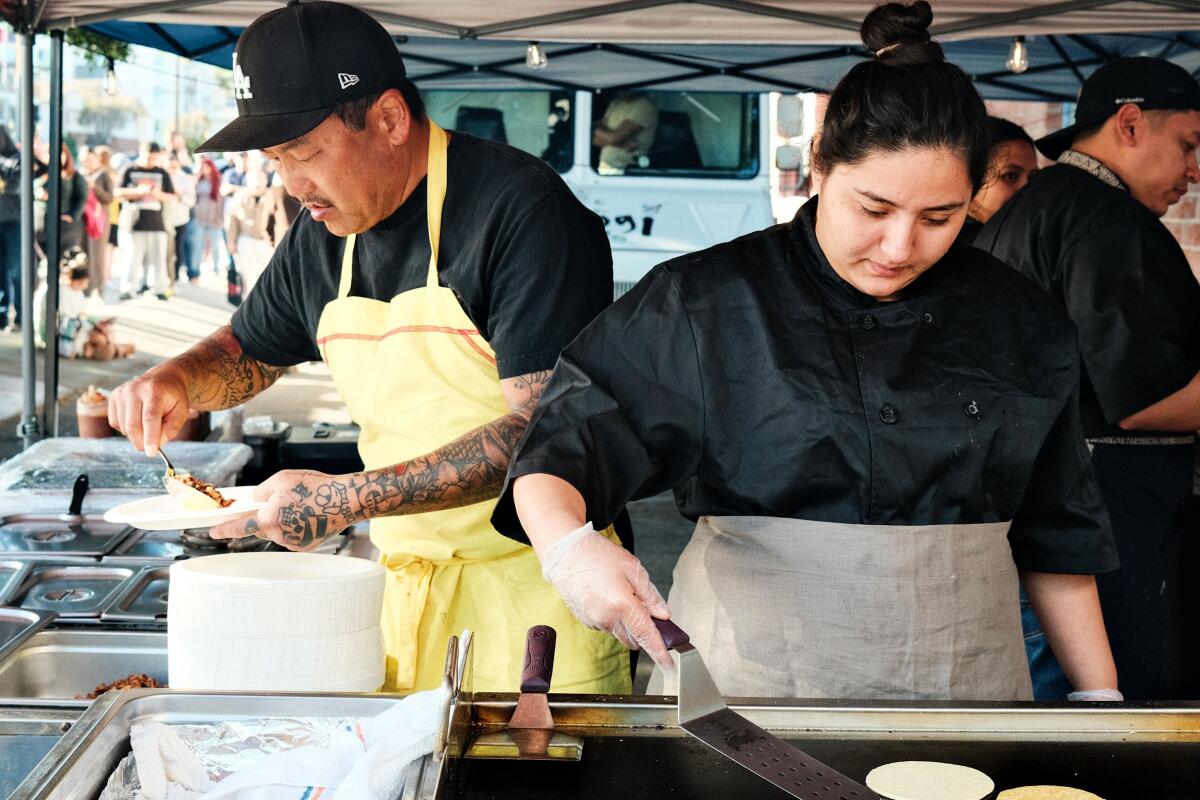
493, 197, 1118, 576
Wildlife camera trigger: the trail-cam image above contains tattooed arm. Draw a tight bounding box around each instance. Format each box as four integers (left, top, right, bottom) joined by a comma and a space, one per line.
109, 324, 288, 456
210, 370, 553, 551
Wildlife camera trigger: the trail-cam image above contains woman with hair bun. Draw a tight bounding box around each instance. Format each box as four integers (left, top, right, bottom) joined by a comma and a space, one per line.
492, 1, 1119, 702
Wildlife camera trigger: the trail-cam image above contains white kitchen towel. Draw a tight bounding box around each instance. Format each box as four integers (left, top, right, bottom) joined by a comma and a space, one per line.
129, 722, 216, 800
198, 686, 448, 800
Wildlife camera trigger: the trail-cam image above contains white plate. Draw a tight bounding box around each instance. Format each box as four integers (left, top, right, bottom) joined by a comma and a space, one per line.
103, 486, 265, 530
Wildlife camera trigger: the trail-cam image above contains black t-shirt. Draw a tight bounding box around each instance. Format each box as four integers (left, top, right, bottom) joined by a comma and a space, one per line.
118, 165, 174, 233
232, 133, 612, 379
977, 163, 1200, 437
493, 197, 1118, 576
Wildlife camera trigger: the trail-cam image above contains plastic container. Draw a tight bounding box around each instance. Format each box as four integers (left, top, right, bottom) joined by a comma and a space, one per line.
0, 438, 252, 492
75, 386, 114, 439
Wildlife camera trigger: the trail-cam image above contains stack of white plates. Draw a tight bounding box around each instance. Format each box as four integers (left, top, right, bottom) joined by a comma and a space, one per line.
168, 552, 386, 692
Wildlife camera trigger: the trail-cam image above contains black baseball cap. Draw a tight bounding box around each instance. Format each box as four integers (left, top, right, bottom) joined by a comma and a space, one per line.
196, 1, 410, 153
1037, 57, 1200, 160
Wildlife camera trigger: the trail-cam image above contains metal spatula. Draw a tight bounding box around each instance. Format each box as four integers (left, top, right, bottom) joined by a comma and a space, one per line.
464, 625, 583, 760
654, 619, 879, 800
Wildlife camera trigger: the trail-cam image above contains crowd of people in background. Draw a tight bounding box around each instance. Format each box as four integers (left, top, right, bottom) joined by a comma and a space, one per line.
0, 124, 302, 359
0, 125, 299, 330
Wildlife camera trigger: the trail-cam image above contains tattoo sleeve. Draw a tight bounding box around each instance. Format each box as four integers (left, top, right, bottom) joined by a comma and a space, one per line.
170, 325, 289, 410
336, 369, 552, 523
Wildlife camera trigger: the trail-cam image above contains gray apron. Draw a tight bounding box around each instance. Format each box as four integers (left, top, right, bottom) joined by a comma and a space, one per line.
648, 515, 1032, 701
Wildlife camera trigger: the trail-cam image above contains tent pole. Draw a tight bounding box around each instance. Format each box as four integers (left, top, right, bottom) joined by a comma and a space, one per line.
42, 29, 63, 438
17, 29, 40, 449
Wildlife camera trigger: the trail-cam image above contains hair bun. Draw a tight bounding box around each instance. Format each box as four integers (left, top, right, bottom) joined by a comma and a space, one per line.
861, 1, 944, 65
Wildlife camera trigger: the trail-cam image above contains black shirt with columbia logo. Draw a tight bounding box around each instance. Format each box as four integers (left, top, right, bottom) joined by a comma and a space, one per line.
232, 132, 613, 379
976, 163, 1200, 438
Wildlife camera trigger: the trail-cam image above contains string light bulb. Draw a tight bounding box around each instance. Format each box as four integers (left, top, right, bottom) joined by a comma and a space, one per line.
525, 42, 548, 70
102, 57, 120, 96
1006, 36, 1029, 74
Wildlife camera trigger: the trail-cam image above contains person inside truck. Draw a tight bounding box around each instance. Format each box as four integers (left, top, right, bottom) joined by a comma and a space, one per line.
492, 0, 1121, 704
594, 93, 660, 174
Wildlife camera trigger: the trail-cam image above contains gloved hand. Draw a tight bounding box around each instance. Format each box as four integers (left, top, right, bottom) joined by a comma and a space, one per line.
540, 522, 674, 670
1067, 688, 1124, 702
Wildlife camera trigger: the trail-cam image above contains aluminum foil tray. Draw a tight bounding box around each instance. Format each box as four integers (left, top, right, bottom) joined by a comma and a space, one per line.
12, 690, 439, 800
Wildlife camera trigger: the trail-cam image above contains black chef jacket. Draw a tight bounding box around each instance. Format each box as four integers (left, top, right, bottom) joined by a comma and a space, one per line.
493, 197, 1118, 576
976, 163, 1200, 437
955, 215, 984, 246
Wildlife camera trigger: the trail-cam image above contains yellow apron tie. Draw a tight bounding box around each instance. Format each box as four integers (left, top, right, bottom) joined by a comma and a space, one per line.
314, 123, 629, 694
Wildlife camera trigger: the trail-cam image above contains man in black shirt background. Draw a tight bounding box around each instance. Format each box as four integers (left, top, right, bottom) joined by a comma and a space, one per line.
115, 143, 175, 300
979, 58, 1200, 700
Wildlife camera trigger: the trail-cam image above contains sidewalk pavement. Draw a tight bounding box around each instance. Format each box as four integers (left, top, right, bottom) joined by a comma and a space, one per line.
0, 271, 349, 459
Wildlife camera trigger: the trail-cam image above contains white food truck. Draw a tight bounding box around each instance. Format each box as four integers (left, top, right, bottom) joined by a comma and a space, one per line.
424, 89, 782, 295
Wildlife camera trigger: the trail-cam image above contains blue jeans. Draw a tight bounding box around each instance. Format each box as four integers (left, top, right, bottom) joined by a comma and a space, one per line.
190, 223, 224, 275
0, 219, 20, 325
1021, 586, 1073, 700
175, 220, 196, 280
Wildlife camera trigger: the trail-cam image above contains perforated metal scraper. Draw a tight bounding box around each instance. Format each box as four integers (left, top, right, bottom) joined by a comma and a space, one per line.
654, 619, 880, 800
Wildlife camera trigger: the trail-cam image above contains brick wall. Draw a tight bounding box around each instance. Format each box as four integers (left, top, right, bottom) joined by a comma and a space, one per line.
986, 99, 1200, 283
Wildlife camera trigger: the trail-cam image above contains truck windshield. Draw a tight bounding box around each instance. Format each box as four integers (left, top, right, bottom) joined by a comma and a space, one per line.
424, 90, 574, 174
591, 91, 758, 179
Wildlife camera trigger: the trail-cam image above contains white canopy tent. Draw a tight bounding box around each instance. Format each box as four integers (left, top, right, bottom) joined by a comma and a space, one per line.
4, 0, 1200, 446
20, 1, 1200, 43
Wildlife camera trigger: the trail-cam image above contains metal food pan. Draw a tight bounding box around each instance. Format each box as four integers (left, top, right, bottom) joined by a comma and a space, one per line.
0, 629, 165, 704
10, 689, 437, 800
0, 515, 134, 559
9, 564, 136, 618
100, 566, 170, 623
0, 702, 85, 799
0, 608, 56, 665
0, 559, 33, 604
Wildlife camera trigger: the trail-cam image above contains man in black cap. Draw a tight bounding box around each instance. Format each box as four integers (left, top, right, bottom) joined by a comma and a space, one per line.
108, 1, 631, 695
978, 57, 1200, 701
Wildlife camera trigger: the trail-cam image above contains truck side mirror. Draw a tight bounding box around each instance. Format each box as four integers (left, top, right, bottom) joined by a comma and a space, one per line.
777, 96, 804, 139
775, 144, 803, 171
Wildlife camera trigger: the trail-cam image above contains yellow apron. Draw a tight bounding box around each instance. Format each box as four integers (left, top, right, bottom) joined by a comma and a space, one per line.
314, 122, 629, 695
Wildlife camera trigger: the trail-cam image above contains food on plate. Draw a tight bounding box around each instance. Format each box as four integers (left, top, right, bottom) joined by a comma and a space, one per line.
79, 673, 163, 699
172, 475, 234, 509
998, 788, 1104, 800
865, 761, 995, 800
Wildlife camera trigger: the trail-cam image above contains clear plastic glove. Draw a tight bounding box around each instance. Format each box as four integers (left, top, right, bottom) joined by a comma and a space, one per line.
1067, 688, 1124, 702
540, 522, 674, 670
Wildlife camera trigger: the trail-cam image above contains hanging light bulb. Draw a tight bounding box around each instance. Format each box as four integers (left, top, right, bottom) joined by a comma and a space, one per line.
1006, 36, 1029, 74
525, 42, 548, 70
102, 57, 120, 96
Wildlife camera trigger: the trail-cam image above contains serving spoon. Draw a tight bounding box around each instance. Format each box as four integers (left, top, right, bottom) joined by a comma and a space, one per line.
157, 449, 221, 509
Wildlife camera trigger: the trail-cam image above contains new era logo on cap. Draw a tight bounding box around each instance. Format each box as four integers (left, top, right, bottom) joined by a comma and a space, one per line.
338, 73, 360, 90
